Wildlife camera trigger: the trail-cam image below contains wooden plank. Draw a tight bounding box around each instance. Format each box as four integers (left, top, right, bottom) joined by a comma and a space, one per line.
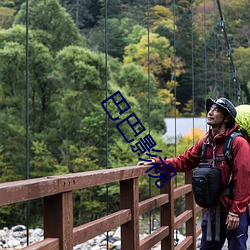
174, 210, 192, 229
174, 236, 193, 250
0, 165, 150, 206
185, 172, 196, 250
0, 177, 59, 206
174, 184, 192, 199
73, 209, 131, 245
139, 194, 169, 215
44, 192, 73, 250
161, 174, 174, 250
139, 226, 169, 250
120, 178, 139, 250
58, 165, 150, 192
22, 238, 59, 250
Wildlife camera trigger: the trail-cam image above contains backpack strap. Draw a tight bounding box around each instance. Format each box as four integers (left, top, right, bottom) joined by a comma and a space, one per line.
223, 131, 242, 169
223, 132, 242, 200
200, 142, 208, 162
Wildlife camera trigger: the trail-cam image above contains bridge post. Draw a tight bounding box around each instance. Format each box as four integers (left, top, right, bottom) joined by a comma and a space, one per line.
161, 175, 174, 250
44, 192, 73, 250
185, 172, 196, 250
120, 178, 139, 250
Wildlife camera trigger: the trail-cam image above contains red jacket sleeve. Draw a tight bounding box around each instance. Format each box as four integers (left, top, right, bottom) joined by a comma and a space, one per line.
229, 136, 250, 215
153, 139, 203, 172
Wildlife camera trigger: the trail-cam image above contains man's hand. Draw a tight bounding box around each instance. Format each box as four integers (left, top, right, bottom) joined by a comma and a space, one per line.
137, 159, 155, 166
226, 213, 240, 230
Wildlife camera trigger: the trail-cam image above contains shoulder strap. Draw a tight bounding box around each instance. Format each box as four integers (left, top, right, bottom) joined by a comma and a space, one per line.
200, 142, 208, 162
223, 132, 242, 169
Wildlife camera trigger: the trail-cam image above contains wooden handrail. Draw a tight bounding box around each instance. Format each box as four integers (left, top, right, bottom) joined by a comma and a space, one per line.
0, 165, 150, 206
0, 165, 203, 250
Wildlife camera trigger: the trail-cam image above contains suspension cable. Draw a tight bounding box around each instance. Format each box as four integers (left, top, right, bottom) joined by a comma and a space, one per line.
213, 0, 217, 95
218, 34, 225, 96
76, 0, 79, 27
173, 0, 177, 157
25, 0, 30, 245
216, 0, 242, 104
203, 0, 207, 98
147, 0, 152, 234
104, 0, 109, 248
191, 0, 195, 145
173, 0, 179, 245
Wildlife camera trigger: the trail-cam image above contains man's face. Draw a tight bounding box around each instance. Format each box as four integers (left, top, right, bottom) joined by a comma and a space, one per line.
207, 104, 226, 127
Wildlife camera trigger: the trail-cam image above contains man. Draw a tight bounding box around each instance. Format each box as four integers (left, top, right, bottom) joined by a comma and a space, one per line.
138, 97, 250, 250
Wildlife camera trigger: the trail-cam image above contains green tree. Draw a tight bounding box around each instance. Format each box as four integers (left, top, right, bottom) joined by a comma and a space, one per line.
0, 39, 27, 180
234, 46, 250, 102
30, 141, 57, 177
0, 24, 56, 132
116, 63, 166, 132
87, 17, 138, 60
14, 0, 84, 52
0, 7, 15, 29
51, 46, 140, 167
124, 32, 185, 88
61, 0, 101, 28
149, 5, 174, 32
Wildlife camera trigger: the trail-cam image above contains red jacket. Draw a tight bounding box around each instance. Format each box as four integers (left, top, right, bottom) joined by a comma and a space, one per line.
154, 124, 250, 216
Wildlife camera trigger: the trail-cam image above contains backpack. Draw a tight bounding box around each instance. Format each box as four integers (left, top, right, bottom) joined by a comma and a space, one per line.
235, 105, 250, 142
192, 132, 241, 208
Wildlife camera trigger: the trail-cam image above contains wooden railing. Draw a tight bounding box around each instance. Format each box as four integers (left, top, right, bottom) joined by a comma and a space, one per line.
0, 165, 203, 250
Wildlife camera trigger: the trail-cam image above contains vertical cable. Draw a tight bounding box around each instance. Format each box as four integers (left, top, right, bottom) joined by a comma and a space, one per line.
147, 1, 151, 137
25, 0, 30, 245
173, 0, 179, 245
233, 72, 236, 103
203, 0, 207, 98
191, 0, 195, 145
147, 0, 152, 234
222, 62, 224, 96
104, 0, 109, 248
76, 0, 79, 27
213, 0, 217, 95
216, 0, 242, 103
173, 0, 176, 157
220, 38, 225, 96
25, 0, 29, 184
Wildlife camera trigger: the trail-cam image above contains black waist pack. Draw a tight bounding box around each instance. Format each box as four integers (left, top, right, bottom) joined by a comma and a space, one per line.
192, 163, 221, 208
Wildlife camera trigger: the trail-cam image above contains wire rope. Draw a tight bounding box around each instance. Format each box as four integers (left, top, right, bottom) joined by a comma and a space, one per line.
104, 0, 109, 248
218, 34, 225, 96
191, 0, 195, 145
203, 0, 207, 98
215, 0, 242, 104
172, 0, 179, 245
213, 0, 217, 95
173, 0, 177, 158
147, 0, 152, 235
25, 0, 30, 245
76, 0, 79, 27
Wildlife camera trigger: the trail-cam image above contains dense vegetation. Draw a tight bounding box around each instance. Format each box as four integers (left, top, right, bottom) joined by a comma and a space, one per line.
0, 0, 249, 227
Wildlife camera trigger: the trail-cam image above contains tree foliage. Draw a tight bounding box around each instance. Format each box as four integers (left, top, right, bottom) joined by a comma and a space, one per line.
14, 0, 84, 52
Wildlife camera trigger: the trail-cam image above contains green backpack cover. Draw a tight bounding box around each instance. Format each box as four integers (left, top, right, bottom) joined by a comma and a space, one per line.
235, 105, 250, 140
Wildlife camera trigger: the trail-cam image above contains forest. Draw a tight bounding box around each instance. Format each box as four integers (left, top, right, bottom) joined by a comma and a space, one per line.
0, 0, 249, 228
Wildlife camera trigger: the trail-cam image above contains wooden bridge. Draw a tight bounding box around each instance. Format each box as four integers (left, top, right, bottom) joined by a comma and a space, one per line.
0, 165, 204, 250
